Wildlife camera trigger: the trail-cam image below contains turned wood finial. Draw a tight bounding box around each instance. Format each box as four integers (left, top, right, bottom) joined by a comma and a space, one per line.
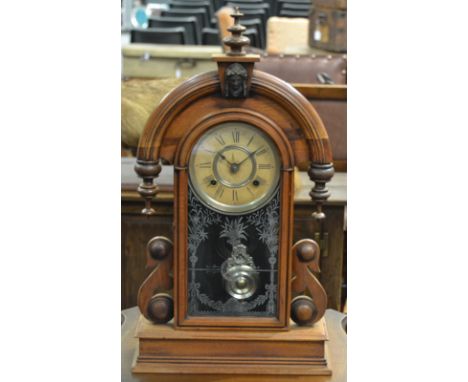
295, 239, 320, 263
308, 163, 335, 222
147, 236, 173, 261
223, 7, 250, 56
213, 7, 259, 97
291, 296, 319, 326
134, 160, 162, 216
147, 294, 174, 324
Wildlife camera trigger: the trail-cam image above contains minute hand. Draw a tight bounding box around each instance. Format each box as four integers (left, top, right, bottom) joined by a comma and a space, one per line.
237, 147, 262, 166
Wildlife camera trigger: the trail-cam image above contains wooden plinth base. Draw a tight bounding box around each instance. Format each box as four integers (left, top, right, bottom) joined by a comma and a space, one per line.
132, 315, 331, 376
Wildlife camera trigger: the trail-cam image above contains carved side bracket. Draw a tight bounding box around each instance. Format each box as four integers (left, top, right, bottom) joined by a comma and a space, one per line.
137, 236, 174, 324
290, 239, 327, 325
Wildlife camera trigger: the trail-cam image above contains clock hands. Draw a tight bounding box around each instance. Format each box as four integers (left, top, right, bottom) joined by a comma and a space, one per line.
237, 146, 262, 167
217, 146, 266, 175
217, 151, 241, 174
218, 152, 234, 166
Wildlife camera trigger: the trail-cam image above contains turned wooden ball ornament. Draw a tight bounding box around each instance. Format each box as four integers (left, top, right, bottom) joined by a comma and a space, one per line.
295, 240, 319, 263
311, 210, 326, 222
147, 236, 172, 261
147, 294, 174, 324
291, 296, 318, 326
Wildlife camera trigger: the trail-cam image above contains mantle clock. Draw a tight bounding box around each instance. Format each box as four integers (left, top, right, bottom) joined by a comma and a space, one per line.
133, 8, 335, 376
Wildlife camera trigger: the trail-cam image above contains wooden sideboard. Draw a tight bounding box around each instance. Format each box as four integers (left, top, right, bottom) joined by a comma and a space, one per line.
122, 158, 346, 310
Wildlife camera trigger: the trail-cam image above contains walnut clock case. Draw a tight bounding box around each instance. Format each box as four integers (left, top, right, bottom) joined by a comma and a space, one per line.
132, 9, 335, 376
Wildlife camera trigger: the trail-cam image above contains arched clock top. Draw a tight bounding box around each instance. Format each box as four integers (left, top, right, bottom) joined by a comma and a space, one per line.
136, 70, 333, 168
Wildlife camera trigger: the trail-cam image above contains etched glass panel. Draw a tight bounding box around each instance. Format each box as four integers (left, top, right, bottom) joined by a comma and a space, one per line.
187, 187, 280, 317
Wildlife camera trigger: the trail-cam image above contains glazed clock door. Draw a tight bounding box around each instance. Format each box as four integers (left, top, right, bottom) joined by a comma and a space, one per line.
172, 109, 295, 329
179, 121, 288, 325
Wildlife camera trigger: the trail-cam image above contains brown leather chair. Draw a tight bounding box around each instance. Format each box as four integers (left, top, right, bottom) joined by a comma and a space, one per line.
255, 54, 347, 84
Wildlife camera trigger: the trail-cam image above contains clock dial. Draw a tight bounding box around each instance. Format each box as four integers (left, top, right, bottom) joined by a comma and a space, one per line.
189, 122, 281, 214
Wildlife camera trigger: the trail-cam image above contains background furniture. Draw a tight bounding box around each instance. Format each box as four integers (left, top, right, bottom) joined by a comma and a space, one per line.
309, 0, 347, 52
130, 27, 188, 45
279, 9, 310, 17
255, 54, 346, 84
202, 27, 221, 45
162, 8, 209, 29
149, 16, 200, 44
267, 16, 310, 54
123, 0, 346, 53
121, 44, 222, 79
122, 306, 347, 381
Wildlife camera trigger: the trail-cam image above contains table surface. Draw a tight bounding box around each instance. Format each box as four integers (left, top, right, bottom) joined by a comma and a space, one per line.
121, 307, 347, 382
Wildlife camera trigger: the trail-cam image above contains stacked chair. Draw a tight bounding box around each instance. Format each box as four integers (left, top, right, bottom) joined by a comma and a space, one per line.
129, 0, 314, 47
131, 27, 188, 44
277, 0, 312, 17
148, 16, 200, 44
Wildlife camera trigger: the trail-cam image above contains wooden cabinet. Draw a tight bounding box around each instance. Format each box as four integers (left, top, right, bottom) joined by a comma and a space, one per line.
122, 158, 346, 311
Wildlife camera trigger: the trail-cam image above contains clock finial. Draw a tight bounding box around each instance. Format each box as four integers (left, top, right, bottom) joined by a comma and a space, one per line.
223, 6, 250, 56
212, 6, 260, 97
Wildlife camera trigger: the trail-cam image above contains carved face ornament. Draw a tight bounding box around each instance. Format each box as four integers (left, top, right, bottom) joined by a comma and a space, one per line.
225, 63, 248, 98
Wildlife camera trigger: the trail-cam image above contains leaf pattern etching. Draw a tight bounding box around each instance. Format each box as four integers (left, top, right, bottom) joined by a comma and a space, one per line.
220, 218, 248, 247
247, 192, 280, 314
187, 188, 280, 316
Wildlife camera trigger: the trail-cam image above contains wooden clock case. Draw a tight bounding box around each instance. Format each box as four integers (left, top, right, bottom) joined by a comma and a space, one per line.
132, 10, 335, 376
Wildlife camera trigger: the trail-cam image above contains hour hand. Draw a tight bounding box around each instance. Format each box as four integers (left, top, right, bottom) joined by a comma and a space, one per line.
218, 153, 233, 165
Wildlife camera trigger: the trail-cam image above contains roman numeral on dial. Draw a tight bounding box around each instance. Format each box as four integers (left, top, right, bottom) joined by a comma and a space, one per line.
214, 185, 224, 198
232, 130, 240, 143
232, 189, 239, 202
258, 164, 273, 170
215, 135, 225, 145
